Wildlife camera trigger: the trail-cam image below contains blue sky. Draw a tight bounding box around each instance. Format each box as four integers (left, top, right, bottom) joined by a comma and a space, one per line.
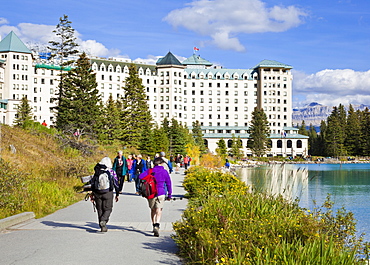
1, 0, 370, 107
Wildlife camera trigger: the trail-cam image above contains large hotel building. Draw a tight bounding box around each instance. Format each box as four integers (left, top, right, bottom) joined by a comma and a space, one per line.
0, 31, 308, 157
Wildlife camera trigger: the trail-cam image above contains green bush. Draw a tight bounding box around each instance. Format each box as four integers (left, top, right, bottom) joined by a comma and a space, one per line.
173, 167, 365, 264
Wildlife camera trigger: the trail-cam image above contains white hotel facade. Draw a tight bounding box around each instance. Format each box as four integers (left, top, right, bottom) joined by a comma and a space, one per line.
0, 31, 308, 157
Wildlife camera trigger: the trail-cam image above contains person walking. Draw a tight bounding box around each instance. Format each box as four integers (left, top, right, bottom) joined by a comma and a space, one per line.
146, 155, 154, 169
183, 155, 190, 170
174, 154, 182, 174
139, 157, 172, 237
126, 154, 134, 182
131, 154, 147, 194
112, 151, 128, 194
90, 157, 119, 232
159, 151, 172, 174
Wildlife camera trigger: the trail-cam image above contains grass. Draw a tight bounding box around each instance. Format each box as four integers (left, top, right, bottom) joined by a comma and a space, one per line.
0, 124, 113, 219
173, 166, 367, 264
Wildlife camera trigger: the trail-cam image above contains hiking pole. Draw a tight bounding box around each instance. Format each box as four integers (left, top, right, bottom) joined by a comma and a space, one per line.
85, 192, 96, 212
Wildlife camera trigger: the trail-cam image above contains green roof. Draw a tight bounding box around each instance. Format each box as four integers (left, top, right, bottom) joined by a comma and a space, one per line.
35, 64, 72, 71
182, 54, 213, 66
0, 31, 32, 54
254, 59, 292, 69
156, 52, 182, 66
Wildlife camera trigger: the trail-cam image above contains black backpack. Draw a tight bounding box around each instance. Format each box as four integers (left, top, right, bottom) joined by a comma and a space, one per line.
90, 163, 112, 192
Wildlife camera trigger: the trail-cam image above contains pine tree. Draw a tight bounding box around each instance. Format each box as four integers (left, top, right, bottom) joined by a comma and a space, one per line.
99, 95, 122, 143
14, 96, 33, 127
152, 125, 170, 155
192, 120, 207, 154
120, 64, 152, 148
228, 134, 244, 159
360, 108, 370, 156
345, 104, 362, 156
318, 120, 327, 156
298, 120, 309, 136
55, 52, 102, 135
248, 107, 270, 157
216, 139, 227, 158
48, 14, 79, 111
169, 118, 187, 156
138, 122, 155, 156
325, 106, 346, 157
308, 124, 318, 155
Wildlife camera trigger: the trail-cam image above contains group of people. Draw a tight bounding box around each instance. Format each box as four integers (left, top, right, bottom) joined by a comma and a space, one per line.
89, 151, 173, 237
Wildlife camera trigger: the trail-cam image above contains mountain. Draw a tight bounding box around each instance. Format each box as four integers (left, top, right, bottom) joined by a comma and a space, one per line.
292, 102, 370, 127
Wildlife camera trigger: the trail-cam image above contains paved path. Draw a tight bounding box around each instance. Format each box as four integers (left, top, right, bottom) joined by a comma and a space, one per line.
0, 170, 187, 265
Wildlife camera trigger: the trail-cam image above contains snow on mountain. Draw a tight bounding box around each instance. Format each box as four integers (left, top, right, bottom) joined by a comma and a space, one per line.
292, 102, 370, 127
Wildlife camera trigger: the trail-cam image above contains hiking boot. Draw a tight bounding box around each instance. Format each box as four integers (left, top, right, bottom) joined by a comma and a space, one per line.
153, 223, 160, 237
100, 221, 108, 232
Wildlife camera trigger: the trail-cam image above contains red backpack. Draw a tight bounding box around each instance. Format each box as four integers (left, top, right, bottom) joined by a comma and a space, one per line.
139, 169, 157, 199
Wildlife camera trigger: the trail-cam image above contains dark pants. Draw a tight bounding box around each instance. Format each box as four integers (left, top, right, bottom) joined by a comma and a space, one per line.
118, 175, 125, 192
93, 191, 113, 225
134, 173, 140, 193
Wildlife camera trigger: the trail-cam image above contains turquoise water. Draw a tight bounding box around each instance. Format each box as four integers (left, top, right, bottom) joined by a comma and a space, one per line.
236, 163, 370, 242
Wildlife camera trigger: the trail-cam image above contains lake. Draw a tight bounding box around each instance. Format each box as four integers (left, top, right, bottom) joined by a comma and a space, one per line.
235, 163, 370, 242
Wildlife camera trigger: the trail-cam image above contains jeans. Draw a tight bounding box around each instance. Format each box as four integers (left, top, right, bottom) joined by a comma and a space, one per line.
134, 173, 141, 193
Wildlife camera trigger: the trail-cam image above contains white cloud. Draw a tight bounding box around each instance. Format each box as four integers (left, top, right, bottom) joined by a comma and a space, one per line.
0, 20, 123, 58
0, 18, 8, 25
293, 69, 370, 106
164, 0, 307, 52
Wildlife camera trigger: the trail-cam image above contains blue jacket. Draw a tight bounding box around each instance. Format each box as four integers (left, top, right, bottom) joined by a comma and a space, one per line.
130, 159, 148, 175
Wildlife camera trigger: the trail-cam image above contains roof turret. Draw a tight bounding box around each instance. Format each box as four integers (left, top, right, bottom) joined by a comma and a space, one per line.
156, 51, 182, 66
0, 31, 32, 54
182, 54, 212, 66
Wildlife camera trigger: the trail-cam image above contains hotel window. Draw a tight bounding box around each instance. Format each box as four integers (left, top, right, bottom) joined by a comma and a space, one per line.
234, 91, 238, 96
200, 98, 204, 103
244, 107, 248, 112
209, 114, 212, 119
244, 91, 248, 96
166, 104, 169, 109
208, 90, 212, 95
209, 83, 212, 87
225, 99, 229, 103
217, 90, 220, 95
166, 96, 169, 101
192, 114, 195, 119
209, 106, 212, 111
244, 114, 248, 119
225, 107, 229, 111
200, 82, 204, 87
160, 96, 164, 101
225, 91, 229, 96
209, 98, 212, 103
217, 83, 220, 88
234, 114, 238, 119
200, 91, 204, 95
192, 106, 196, 111
200, 114, 204, 119
217, 98, 221, 103
235, 107, 238, 111
217, 106, 221, 111
226, 115, 229, 119
225, 83, 229, 88
200, 106, 204, 111
192, 98, 195, 103
184, 114, 187, 119
234, 83, 238, 88
244, 83, 248, 88
166, 88, 169, 93
192, 82, 195, 87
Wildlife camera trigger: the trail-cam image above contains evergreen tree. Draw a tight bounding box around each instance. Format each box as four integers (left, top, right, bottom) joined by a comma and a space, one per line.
248, 107, 270, 157
192, 120, 207, 154
345, 104, 362, 155
228, 134, 244, 159
325, 106, 346, 157
138, 122, 155, 156
99, 95, 122, 143
318, 120, 327, 156
55, 52, 102, 134
14, 96, 33, 127
48, 14, 79, 110
152, 125, 170, 155
308, 124, 318, 155
120, 64, 152, 148
360, 108, 370, 156
169, 118, 187, 156
298, 120, 309, 136
216, 139, 228, 158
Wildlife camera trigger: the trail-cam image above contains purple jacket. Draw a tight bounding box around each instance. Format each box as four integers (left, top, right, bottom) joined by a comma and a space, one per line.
139, 165, 172, 199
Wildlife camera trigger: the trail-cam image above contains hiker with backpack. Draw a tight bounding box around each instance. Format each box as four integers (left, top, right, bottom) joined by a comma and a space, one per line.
90, 156, 119, 232
139, 157, 172, 237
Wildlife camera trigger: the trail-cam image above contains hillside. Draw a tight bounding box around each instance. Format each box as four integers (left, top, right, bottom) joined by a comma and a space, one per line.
0, 124, 110, 219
